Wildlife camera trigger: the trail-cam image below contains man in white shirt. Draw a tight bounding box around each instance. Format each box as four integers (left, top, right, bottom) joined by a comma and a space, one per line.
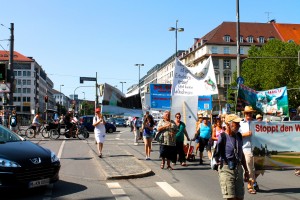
239, 106, 258, 194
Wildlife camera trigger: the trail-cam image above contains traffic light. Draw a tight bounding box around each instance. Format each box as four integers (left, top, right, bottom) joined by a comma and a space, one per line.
44, 95, 48, 103
0, 63, 6, 81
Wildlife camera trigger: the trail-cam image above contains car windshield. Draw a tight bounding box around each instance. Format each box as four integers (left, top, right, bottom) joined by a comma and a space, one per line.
0, 125, 22, 143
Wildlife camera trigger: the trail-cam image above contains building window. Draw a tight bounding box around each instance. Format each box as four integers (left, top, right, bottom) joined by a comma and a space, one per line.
17, 71, 21, 76
223, 60, 231, 69
215, 71, 220, 84
268, 36, 275, 41
23, 71, 26, 76
212, 46, 218, 54
224, 35, 230, 42
22, 80, 26, 85
240, 36, 243, 43
27, 80, 31, 85
223, 47, 230, 54
27, 71, 31, 76
258, 36, 265, 43
212, 58, 219, 69
240, 47, 244, 55
224, 71, 231, 85
247, 36, 254, 43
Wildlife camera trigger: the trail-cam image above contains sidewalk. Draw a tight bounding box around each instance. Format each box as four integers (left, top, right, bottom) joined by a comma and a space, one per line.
87, 138, 153, 180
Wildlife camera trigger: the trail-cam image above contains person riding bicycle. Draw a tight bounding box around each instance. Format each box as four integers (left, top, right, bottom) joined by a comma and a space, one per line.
64, 111, 76, 138
32, 113, 41, 138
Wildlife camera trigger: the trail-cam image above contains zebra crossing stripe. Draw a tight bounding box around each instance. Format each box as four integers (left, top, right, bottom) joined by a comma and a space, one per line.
156, 182, 183, 197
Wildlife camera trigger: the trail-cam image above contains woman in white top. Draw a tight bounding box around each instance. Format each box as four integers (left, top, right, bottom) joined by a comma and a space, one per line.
93, 108, 106, 158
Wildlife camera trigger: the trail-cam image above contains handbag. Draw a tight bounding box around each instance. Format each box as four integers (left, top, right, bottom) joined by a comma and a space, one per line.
211, 152, 218, 171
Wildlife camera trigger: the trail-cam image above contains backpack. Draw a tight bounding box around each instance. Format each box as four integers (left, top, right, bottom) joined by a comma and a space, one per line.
10, 115, 17, 127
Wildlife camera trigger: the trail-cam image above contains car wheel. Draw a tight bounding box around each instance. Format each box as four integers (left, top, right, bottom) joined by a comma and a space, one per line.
107, 127, 113, 133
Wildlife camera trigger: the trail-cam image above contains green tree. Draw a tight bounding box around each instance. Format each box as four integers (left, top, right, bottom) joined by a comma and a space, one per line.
241, 39, 300, 109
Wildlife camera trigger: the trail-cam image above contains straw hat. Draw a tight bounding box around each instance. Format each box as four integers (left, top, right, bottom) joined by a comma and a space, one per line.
225, 114, 242, 123
242, 106, 256, 113
256, 114, 263, 119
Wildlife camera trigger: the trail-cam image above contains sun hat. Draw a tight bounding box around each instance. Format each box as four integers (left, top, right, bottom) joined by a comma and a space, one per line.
242, 106, 256, 113
225, 114, 242, 123
256, 114, 263, 119
95, 108, 101, 113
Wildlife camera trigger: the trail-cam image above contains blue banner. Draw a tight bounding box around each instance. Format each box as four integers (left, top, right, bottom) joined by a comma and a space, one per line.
150, 84, 172, 110
150, 84, 212, 110
198, 95, 212, 110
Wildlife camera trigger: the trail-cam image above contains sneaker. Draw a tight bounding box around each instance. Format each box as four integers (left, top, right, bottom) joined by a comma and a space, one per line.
171, 162, 176, 166
134, 143, 138, 146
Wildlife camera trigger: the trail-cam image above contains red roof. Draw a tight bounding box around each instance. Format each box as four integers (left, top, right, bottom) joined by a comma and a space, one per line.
0, 50, 33, 62
272, 23, 300, 44
198, 22, 281, 46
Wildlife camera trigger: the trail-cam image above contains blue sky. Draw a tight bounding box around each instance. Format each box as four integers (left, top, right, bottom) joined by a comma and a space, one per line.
0, 0, 299, 101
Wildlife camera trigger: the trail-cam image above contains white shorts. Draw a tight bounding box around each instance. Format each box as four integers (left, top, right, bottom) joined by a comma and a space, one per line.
95, 132, 106, 143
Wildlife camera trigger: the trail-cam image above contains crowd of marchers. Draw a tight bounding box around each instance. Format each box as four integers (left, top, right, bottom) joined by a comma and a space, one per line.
130, 105, 300, 200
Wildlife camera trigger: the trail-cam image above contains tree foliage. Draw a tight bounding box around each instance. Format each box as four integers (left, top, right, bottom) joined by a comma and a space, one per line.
241, 39, 300, 109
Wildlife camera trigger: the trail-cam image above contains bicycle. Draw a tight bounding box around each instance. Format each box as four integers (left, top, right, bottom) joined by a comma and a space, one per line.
16, 125, 28, 137
50, 121, 88, 140
25, 123, 52, 139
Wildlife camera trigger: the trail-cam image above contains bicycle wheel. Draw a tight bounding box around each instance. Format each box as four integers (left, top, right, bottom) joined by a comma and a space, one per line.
50, 129, 60, 140
17, 129, 26, 137
41, 128, 50, 138
77, 128, 86, 140
25, 128, 35, 138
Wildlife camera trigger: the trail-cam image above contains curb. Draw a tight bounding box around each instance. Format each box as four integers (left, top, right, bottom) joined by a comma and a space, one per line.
88, 141, 154, 180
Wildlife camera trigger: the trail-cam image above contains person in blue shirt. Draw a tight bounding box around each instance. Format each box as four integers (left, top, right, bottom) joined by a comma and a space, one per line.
193, 114, 212, 165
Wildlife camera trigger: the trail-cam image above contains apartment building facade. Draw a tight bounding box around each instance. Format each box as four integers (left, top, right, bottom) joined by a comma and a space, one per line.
137, 21, 300, 114
0, 50, 57, 122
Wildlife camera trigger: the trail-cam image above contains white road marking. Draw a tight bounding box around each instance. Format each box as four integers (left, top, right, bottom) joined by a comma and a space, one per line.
115, 196, 130, 200
57, 140, 65, 159
107, 182, 121, 188
111, 189, 126, 195
156, 182, 183, 197
107, 182, 130, 200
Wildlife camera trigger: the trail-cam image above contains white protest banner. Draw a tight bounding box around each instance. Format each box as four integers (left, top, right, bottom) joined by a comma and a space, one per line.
171, 95, 198, 140
171, 56, 218, 96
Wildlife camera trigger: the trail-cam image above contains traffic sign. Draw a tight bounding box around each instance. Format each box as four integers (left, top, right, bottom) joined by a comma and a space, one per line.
236, 76, 244, 85
80, 77, 96, 83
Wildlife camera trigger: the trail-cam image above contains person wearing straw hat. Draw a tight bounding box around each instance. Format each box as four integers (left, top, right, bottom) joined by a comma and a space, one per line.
239, 105, 258, 194
256, 114, 263, 121
215, 114, 249, 199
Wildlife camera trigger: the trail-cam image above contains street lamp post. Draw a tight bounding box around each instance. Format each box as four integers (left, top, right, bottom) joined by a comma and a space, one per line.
82, 91, 85, 100
169, 20, 184, 57
135, 64, 144, 94
82, 92, 85, 115
59, 84, 64, 115
120, 81, 126, 93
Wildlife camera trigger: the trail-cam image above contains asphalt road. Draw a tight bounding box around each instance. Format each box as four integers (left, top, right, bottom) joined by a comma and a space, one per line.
5, 127, 300, 200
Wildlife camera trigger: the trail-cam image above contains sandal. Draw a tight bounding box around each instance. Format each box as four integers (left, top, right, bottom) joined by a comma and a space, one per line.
247, 179, 256, 194
181, 162, 187, 166
167, 166, 173, 170
160, 162, 165, 169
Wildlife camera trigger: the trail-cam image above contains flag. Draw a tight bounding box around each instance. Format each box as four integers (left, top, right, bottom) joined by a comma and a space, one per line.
171, 56, 218, 96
